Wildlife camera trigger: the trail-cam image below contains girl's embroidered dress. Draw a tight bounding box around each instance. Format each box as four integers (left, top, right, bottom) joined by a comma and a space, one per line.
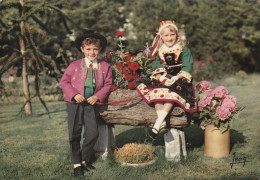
136, 43, 197, 113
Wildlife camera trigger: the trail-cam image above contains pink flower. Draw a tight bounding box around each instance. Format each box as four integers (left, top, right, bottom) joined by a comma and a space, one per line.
216, 105, 231, 121
201, 96, 212, 106
8, 76, 14, 82
222, 96, 237, 112
201, 62, 206, 68
214, 86, 228, 98
194, 70, 198, 74
196, 81, 211, 92
106, 51, 112, 58
143, 48, 151, 56
198, 101, 205, 111
224, 95, 237, 104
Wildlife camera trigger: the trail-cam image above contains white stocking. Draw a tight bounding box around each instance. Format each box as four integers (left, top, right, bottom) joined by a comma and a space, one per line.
152, 110, 168, 134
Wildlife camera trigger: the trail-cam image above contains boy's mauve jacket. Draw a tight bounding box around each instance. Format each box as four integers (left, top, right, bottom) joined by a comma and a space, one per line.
59, 59, 112, 103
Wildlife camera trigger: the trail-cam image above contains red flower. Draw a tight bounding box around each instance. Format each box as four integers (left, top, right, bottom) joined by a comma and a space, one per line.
115, 31, 125, 37
124, 73, 135, 81
201, 62, 206, 68
122, 67, 129, 75
128, 62, 140, 72
205, 56, 214, 62
194, 70, 199, 74
127, 81, 136, 90
116, 62, 124, 71
124, 53, 131, 62
110, 85, 117, 92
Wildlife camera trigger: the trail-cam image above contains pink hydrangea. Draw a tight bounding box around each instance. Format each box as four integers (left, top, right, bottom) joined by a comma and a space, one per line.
198, 100, 207, 110
224, 95, 237, 104
200, 89, 214, 106
222, 96, 237, 112
216, 105, 231, 121
214, 86, 228, 98
196, 81, 211, 92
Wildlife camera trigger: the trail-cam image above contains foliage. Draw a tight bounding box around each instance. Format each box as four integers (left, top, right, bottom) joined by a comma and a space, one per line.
192, 56, 229, 81
182, 0, 260, 73
103, 31, 153, 90
196, 81, 242, 133
63, 0, 125, 56
114, 143, 154, 163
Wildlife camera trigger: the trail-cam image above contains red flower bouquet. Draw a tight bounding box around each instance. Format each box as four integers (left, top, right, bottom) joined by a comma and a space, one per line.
104, 32, 153, 90
196, 81, 242, 132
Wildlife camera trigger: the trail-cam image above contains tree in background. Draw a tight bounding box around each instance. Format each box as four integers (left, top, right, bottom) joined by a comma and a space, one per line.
64, 0, 125, 56
0, 0, 83, 115
182, 0, 260, 77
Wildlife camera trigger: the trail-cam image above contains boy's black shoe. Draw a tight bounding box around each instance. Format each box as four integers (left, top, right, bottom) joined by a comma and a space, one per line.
82, 162, 96, 171
74, 166, 84, 177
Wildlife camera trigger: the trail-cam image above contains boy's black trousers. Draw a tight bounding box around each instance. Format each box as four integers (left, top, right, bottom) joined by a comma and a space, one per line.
67, 102, 99, 164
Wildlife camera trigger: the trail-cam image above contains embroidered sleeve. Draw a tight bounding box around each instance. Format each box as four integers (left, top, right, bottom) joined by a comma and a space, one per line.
151, 54, 166, 76
178, 71, 192, 81
179, 46, 194, 80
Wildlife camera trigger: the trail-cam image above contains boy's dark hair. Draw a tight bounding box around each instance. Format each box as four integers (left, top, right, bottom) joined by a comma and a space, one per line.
75, 30, 107, 52
81, 38, 102, 49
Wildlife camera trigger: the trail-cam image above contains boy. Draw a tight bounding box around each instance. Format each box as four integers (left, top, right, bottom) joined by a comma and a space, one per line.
60, 31, 112, 177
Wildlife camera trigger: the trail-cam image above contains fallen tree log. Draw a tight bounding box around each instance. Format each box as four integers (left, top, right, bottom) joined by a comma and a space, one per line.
99, 89, 192, 128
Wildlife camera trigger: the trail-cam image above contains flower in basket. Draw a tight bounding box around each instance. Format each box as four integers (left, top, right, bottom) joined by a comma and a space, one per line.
114, 143, 155, 164
196, 81, 241, 133
104, 32, 153, 90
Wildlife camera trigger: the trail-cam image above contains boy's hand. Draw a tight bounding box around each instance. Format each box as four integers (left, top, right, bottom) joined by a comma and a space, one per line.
87, 96, 99, 105
74, 94, 85, 103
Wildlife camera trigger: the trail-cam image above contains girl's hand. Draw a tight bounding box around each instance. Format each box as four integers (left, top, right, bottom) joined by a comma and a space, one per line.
164, 76, 179, 87
87, 96, 99, 105
74, 94, 85, 103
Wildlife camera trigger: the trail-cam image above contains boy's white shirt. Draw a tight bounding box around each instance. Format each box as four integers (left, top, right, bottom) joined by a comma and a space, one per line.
84, 57, 98, 69
84, 57, 97, 83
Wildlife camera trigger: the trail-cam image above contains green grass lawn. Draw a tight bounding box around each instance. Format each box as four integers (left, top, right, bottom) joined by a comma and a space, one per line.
1, 74, 260, 180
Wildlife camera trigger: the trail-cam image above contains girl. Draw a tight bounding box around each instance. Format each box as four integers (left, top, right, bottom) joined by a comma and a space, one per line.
137, 20, 197, 138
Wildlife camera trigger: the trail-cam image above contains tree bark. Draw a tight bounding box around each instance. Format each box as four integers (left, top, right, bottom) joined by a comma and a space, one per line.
99, 89, 190, 128
19, 0, 32, 115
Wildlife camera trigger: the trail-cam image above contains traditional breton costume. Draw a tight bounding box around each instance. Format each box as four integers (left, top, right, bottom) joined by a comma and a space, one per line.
136, 21, 197, 114
59, 31, 113, 176
137, 20, 197, 161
